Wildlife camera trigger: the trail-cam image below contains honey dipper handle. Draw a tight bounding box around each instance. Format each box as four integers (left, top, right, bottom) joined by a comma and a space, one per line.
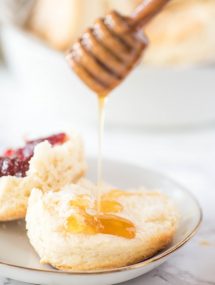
131, 0, 170, 29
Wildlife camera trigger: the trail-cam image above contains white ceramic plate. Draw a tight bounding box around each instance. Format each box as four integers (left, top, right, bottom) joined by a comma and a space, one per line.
0, 158, 202, 285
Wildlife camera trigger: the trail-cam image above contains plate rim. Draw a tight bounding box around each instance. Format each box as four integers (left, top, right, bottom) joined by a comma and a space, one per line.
0, 161, 203, 275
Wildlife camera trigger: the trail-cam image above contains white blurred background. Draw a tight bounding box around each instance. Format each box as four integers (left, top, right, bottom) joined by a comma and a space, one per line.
0, 0, 215, 141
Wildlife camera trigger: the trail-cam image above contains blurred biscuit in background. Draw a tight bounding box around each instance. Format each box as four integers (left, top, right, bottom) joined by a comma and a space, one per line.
27, 0, 215, 65
144, 0, 215, 65
28, 0, 107, 51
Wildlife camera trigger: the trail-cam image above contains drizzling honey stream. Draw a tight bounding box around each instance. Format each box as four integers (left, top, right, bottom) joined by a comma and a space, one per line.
97, 95, 106, 213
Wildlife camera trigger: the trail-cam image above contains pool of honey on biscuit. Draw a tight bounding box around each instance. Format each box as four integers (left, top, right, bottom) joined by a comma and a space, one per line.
66, 190, 136, 239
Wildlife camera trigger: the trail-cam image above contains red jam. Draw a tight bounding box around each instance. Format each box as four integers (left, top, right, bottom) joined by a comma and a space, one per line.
0, 133, 68, 178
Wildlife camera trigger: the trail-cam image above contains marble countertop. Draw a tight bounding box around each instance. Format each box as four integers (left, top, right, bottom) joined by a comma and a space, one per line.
0, 68, 215, 285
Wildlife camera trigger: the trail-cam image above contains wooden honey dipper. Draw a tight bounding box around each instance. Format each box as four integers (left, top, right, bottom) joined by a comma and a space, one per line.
66, 0, 170, 96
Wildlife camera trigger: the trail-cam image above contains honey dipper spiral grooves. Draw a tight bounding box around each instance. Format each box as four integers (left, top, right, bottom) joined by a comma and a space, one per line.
66, 11, 148, 94
66, 0, 170, 94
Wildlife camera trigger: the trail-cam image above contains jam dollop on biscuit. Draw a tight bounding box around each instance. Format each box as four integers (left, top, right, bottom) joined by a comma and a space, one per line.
0, 133, 67, 177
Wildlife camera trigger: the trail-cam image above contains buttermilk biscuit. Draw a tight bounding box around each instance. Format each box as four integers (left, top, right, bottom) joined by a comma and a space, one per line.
26, 182, 178, 271
144, 0, 215, 65
28, 0, 106, 50
0, 133, 86, 221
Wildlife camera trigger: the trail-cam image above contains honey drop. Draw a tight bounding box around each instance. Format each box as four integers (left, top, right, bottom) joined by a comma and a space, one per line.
96, 214, 135, 239
100, 199, 123, 213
